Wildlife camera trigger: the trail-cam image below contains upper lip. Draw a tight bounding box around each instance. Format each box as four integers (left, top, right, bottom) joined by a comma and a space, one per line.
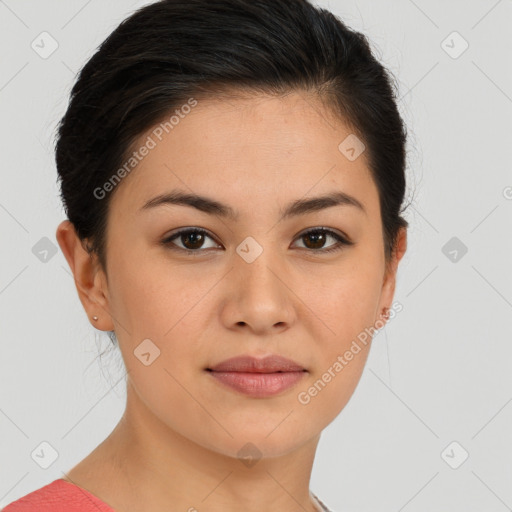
207, 355, 306, 373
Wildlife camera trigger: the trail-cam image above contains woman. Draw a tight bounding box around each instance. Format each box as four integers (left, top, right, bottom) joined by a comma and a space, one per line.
3, 0, 408, 510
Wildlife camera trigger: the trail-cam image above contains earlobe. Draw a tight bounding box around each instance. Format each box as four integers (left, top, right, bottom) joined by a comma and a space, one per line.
56, 220, 114, 330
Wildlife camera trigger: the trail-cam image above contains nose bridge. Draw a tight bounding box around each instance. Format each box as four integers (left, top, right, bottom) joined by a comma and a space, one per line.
235, 234, 284, 294
225, 234, 295, 331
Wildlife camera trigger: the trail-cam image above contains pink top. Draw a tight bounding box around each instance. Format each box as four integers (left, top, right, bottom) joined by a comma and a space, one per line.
2, 478, 333, 511
2, 479, 116, 511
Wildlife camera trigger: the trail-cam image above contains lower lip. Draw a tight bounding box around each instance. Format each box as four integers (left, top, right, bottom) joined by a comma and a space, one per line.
208, 370, 306, 397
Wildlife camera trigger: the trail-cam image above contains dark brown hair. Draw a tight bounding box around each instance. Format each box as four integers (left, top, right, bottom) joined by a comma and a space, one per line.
55, 0, 410, 277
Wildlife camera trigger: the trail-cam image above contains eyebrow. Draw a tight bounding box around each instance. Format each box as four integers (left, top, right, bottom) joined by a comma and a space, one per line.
140, 189, 366, 221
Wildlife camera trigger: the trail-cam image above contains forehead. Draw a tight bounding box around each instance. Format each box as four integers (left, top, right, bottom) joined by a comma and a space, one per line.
110, 91, 377, 219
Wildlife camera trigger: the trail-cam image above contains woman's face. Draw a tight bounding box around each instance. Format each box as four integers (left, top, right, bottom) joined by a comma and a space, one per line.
83, 92, 405, 458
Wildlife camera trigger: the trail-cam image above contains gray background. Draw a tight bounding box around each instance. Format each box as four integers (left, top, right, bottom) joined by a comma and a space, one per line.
1, 1, 511, 510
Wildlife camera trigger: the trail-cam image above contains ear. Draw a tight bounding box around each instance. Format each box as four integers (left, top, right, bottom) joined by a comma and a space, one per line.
375, 226, 407, 325
56, 220, 114, 331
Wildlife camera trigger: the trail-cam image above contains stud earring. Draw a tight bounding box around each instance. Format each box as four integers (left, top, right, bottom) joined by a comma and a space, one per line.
92, 315, 99, 321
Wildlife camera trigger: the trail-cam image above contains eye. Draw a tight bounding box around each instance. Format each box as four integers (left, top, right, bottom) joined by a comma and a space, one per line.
161, 227, 354, 255
161, 227, 220, 255
292, 227, 354, 253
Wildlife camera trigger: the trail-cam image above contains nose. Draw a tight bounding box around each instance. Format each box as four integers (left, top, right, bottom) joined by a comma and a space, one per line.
220, 246, 297, 336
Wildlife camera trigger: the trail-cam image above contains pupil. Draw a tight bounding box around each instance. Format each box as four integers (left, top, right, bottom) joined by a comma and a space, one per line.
305, 232, 325, 249
184, 232, 204, 249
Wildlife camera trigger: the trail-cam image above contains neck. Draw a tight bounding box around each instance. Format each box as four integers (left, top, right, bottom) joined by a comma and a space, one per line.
79, 378, 322, 512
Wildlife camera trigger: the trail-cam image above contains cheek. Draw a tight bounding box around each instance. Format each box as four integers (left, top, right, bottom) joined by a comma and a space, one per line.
107, 253, 215, 384
109, 260, 209, 425
301, 257, 384, 401
106, 247, 185, 334
296, 274, 379, 422
307, 259, 384, 337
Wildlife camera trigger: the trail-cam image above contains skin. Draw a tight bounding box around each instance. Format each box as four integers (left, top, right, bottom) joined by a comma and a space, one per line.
56, 90, 407, 512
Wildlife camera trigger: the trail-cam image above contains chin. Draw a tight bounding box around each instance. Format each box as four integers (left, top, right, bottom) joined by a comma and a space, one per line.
194, 422, 317, 462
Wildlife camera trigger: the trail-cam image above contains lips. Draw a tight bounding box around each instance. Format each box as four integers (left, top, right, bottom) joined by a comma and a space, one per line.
206, 355, 307, 398
207, 355, 306, 373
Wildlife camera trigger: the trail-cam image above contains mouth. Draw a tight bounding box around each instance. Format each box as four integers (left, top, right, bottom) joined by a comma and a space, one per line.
207, 354, 306, 373
206, 354, 308, 398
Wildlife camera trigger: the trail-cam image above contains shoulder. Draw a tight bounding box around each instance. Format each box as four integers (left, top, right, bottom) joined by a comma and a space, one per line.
2, 479, 115, 512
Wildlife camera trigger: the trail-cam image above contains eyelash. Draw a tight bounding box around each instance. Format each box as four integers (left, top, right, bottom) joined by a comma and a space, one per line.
161, 227, 354, 256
